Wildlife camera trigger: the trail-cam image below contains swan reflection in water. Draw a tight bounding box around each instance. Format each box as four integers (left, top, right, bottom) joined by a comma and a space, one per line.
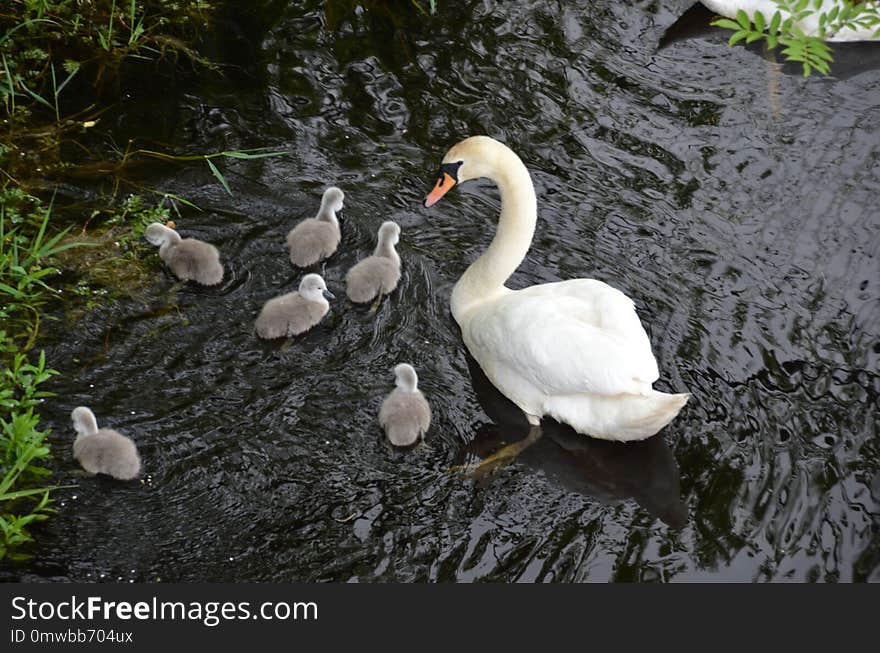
659, 2, 880, 80
455, 353, 688, 529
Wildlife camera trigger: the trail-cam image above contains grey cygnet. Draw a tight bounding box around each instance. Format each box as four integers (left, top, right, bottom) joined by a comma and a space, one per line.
345, 221, 401, 303
287, 186, 344, 268
71, 406, 142, 480
378, 363, 431, 447
255, 273, 334, 339
144, 223, 224, 285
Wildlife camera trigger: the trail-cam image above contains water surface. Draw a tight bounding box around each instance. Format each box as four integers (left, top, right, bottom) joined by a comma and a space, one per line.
3, 0, 878, 582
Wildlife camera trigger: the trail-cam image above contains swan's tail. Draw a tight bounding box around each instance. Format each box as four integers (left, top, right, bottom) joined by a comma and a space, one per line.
543, 390, 689, 442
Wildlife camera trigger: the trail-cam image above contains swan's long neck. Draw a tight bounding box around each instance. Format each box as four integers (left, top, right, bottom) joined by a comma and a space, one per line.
451, 150, 537, 323
158, 229, 181, 257
375, 239, 399, 264
317, 206, 339, 227
72, 408, 99, 440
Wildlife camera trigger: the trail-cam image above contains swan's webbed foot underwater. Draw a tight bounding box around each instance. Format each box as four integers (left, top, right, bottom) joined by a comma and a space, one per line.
368, 292, 384, 315
383, 436, 432, 455
452, 426, 543, 480
278, 337, 297, 353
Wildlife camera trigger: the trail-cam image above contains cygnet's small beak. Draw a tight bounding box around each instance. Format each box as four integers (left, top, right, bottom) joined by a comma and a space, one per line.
323, 288, 336, 300
424, 173, 456, 208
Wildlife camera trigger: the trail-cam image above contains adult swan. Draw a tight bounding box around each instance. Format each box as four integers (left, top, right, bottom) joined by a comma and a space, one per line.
424, 136, 688, 441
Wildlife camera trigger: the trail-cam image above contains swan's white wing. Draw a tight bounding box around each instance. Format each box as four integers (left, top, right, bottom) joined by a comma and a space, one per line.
464, 280, 659, 397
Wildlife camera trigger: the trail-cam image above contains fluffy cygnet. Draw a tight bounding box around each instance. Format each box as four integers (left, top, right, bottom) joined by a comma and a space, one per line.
287, 186, 344, 267
144, 223, 224, 285
378, 363, 431, 447
345, 221, 401, 303
71, 407, 142, 480
255, 273, 334, 339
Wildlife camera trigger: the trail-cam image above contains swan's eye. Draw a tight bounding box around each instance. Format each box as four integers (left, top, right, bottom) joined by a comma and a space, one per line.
438, 160, 463, 183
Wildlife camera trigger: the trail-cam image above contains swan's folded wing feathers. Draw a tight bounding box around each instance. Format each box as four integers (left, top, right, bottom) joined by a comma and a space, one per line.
466, 287, 659, 397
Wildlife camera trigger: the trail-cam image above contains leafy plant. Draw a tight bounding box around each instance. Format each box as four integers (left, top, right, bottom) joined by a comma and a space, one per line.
0, 350, 63, 560
118, 147, 288, 196
711, 0, 880, 76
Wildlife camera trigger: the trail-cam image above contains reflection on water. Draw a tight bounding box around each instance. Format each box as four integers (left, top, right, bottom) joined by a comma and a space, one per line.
660, 2, 880, 79
1, 0, 878, 582
457, 353, 688, 529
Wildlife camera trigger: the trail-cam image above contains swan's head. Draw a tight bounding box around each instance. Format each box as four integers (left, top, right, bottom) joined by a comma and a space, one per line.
299, 273, 335, 302
144, 222, 179, 246
393, 363, 419, 392
71, 406, 99, 438
424, 135, 504, 208
321, 186, 345, 213
378, 221, 400, 246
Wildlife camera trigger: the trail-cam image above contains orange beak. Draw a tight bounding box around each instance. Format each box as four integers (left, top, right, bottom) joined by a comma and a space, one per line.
424, 173, 456, 208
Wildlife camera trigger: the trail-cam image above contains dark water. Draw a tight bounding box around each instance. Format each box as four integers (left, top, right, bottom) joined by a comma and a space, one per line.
3, 0, 879, 582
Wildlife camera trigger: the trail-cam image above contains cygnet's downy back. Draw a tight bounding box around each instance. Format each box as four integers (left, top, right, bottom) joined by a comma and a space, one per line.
345, 221, 402, 303
255, 273, 335, 339
71, 406, 142, 480
145, 223, 224, 286
379, 363, 431, 447
287, 186, 344, 268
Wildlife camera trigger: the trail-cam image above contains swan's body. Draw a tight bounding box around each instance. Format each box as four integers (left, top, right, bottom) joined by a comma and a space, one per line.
424, 136, 688, 441
255, 273, 333, 339
379, 363, 431, 447
345, 221, 402, 303
71, 407, 141, 480
287, 187, 344, 267
702, 0, 880, 42
145, 223, 224, 286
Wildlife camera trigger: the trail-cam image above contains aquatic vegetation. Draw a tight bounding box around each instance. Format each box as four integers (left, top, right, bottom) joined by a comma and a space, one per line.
0, 351, 59, 560
0, 192, 90, 352
0, 1, 248, 559
711, 0, 880, 76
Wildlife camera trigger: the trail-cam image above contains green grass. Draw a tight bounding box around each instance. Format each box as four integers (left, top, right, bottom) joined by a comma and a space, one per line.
0, 1, 289, 561
0, 189, 93, 559
0, 351, 60, 560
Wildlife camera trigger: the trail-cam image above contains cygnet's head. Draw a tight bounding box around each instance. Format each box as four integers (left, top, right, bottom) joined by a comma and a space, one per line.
378, 221, 400, 246
144, 222, 179, 246
424, 135, 512, 208
71, 406, 99, 438
321, 186, 345, 213
298, 273, 335, 302
393, 363, 419, 392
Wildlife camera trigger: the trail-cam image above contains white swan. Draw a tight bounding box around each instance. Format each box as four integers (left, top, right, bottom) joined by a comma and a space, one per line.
702, 1, 880, 41
424, 136, 688, 442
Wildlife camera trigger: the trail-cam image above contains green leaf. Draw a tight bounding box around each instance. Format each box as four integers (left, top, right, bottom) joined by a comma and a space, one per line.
754, 10, 765, 33
736, 9, 751, 30
769, 10, 782, 34
711, 18, 743, 31
729, 30, 750, 46
206, 158, 232, 195
217, 148, 287, 160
